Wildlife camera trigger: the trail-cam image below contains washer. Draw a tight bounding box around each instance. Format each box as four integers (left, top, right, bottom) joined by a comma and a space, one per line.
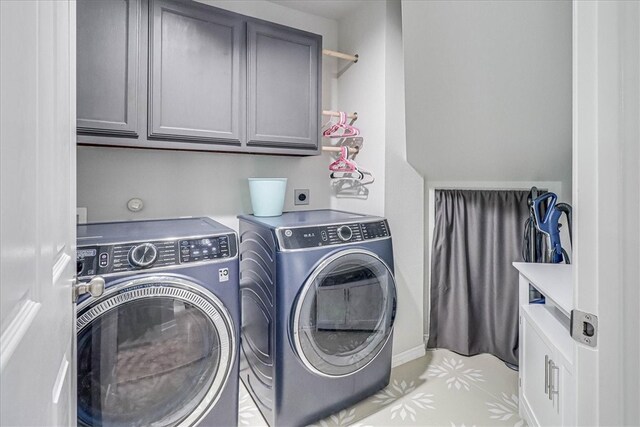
76, 218, 239, 427
238, 209, 397, 427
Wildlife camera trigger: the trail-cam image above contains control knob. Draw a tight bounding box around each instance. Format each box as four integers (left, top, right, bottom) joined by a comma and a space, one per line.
128, 243, 158, 268
337, 225, 353, 241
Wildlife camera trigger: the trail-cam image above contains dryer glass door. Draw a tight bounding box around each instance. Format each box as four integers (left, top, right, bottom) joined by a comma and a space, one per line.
76, 276, 235, 427
293, 250, 397, 377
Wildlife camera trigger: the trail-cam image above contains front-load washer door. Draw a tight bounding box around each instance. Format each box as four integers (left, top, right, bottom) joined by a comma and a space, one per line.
292, 249, 397, 377
76, 276, 236, 427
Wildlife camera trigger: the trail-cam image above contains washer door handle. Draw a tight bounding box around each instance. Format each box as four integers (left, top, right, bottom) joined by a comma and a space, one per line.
73, 276, 105, 302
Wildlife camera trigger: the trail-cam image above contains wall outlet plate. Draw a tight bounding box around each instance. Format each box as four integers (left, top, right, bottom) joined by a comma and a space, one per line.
76, 207, 88, 224
294, 189, 310, 205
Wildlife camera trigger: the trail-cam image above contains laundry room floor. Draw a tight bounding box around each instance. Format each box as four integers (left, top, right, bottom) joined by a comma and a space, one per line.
238, 348, 524, 427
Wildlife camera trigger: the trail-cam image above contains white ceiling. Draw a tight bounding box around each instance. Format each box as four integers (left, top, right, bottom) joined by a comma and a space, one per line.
267, 0, 367, 21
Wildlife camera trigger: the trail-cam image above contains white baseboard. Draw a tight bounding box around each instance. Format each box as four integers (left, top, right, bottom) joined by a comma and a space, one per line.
392, 344, 426, 367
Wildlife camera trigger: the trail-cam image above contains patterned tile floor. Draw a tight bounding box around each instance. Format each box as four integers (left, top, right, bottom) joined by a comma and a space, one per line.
238, 349, 525, 427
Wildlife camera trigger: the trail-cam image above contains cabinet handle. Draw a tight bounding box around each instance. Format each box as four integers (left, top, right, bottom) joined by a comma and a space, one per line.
550, 361, 560, 410
545, 355, 550, 395
548, 359, 554, 400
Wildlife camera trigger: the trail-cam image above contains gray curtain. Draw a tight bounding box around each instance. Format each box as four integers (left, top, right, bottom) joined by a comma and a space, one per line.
427, 189, 529, 365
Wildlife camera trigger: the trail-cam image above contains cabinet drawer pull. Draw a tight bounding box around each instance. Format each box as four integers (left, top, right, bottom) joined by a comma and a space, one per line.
548, 359, 560, 401
548, 359, 553, 400
545, 355, 550, 395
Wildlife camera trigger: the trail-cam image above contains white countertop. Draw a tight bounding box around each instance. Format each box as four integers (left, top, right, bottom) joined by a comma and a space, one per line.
513, 262, 573, 315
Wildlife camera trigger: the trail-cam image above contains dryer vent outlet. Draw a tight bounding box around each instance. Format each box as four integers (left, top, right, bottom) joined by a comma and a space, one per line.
294, 189, 310, 205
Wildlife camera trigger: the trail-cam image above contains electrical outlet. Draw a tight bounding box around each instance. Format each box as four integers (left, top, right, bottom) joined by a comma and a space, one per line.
294, 189, 310, 205
76, 207, 88, 224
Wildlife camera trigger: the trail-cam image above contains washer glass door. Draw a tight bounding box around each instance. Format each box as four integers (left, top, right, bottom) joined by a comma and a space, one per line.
76, 276, 235, 427
293, 250, 397, 377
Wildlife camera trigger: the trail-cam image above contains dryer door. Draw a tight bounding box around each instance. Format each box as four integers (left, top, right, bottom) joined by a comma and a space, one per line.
76, 276, 236, 427
292, 249, 397, 377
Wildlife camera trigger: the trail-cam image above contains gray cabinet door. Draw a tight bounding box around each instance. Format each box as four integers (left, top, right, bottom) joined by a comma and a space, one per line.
247, 22, 321, 151
148, 0, 244, 146
77, 0, 139, 137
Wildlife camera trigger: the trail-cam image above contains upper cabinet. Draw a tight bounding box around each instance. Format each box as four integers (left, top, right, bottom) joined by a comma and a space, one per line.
148, 0, 244, 146
247, 22, 320, 151
77, 0, 140, 137
77, 0, 322, 155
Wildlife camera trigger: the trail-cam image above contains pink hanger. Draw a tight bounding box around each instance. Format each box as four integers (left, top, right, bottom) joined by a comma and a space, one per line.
322, 112, 343, 137
322, 112, 360, 138
329, 146, 365, 179
329, 146, 357, 173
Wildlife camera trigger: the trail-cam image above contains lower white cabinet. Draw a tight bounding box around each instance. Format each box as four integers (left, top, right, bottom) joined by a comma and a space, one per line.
514, 263, 576, 427
520, 306, 574, 426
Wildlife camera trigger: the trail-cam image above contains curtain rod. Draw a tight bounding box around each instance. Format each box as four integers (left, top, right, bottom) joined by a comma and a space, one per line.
432, 187, 540, 192
322, 110, 358, 120
322, 49, 358, 63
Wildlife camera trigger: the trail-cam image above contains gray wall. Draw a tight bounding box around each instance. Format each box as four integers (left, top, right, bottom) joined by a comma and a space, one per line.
383, 0, 425, 358
77, 1, 339, 231
77, 0, 427, 362
331, 0, 426, 358
78, 0, 573, 363
332, 1, 387, 217
402, 0, 572, 197
402, 0, 573, 342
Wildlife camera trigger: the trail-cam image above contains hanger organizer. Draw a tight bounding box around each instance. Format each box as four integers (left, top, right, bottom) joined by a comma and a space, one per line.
322, 110, 358, 120
320, 53, 371, 198
322, 48, 358, 63
321, 136, 363, 155
321, 113, 372, 199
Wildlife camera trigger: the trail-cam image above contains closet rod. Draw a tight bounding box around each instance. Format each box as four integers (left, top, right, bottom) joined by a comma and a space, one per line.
322, 49, 359, 63
321, 145, 360, 154
322, 110, 358, 120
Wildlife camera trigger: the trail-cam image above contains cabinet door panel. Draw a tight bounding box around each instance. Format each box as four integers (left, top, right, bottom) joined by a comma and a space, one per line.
522, 316, 562, 426
149, 0, 243, 145
247, 22, 320, 151
77, 0, 139, 136
522, 317, 550, 426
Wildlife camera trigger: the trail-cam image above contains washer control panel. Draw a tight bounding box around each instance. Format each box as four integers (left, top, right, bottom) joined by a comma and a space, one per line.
77, 233, 237, 278
277, 220, 390, 250
179, 236, 231, 263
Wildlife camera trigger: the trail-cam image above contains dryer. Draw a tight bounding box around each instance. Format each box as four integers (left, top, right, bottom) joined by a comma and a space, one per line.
76, 218, 239, 427
238, 210, 397, 427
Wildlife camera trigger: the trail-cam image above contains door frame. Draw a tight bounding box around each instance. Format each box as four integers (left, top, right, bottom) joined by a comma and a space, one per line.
572, 1, 640, 424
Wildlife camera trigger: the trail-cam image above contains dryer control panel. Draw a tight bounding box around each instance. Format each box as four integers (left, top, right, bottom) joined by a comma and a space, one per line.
277, 220, 390, 250
77, 233, 237, 278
